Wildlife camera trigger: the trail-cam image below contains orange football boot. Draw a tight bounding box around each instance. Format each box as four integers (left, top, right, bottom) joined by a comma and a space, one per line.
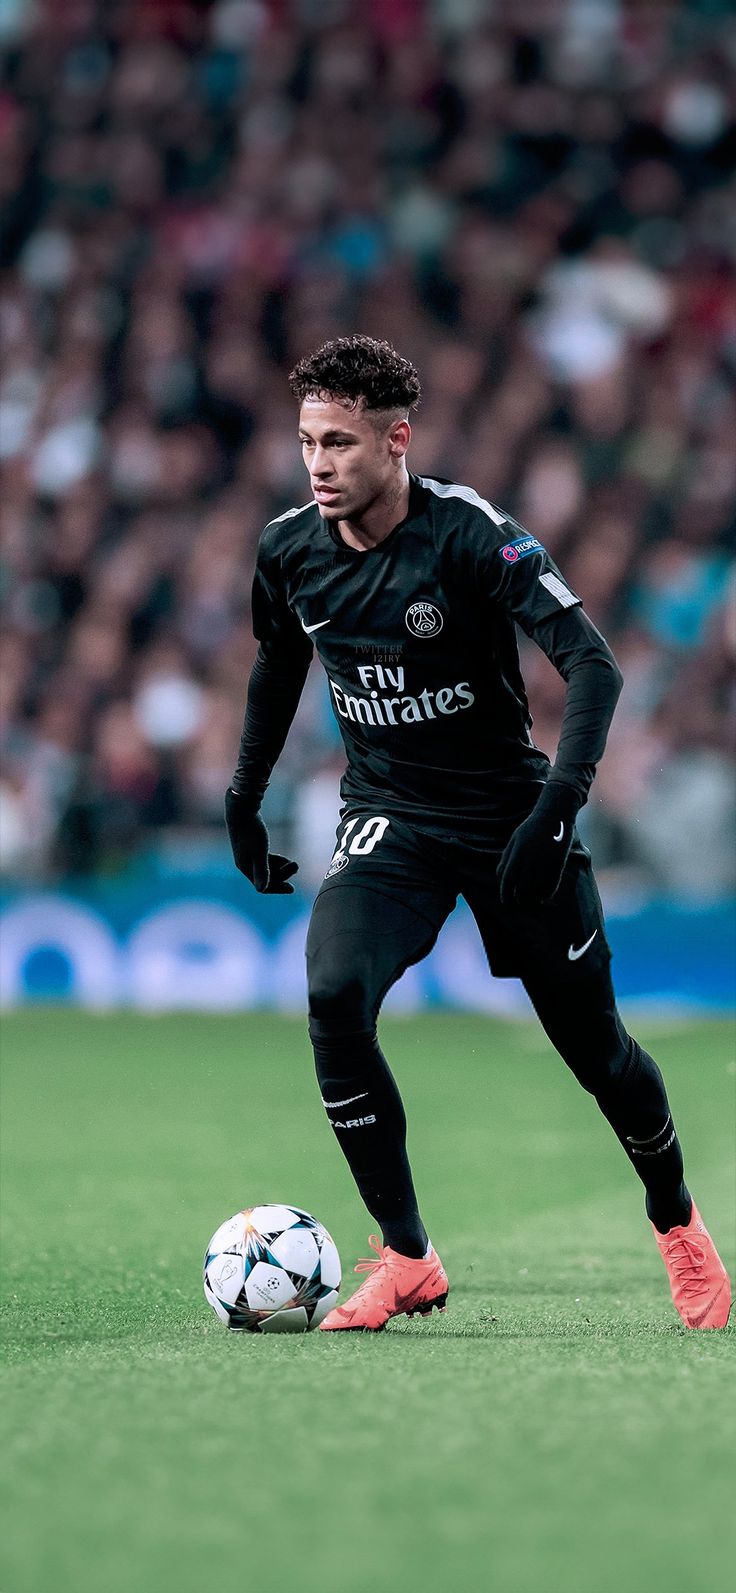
319, 1234, 449, 1331
652, 1201, 731, 1329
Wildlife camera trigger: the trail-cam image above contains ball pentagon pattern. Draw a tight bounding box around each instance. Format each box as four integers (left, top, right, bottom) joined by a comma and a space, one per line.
203, 1204, 341, 1332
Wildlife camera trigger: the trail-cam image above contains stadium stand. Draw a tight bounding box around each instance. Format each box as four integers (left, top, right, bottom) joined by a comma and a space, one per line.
1, 0, 733, 897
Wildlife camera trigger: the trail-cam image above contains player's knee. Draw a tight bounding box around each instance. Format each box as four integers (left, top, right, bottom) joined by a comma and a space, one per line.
559, 1012, 631, 1093
603, 1032, 648, 1093
307, 963, 375, 1031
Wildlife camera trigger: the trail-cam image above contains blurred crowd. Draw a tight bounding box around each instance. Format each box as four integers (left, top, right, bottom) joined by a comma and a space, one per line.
1, 0, 734, 898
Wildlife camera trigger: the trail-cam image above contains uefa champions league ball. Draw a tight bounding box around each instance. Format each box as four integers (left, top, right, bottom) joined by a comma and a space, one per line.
203, 1204, 341, 1333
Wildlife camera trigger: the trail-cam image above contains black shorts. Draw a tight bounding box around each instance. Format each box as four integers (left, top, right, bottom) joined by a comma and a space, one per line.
308, 807, 611, 992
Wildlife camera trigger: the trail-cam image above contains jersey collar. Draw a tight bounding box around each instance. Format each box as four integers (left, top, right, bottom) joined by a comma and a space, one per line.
322, 475, 424, 556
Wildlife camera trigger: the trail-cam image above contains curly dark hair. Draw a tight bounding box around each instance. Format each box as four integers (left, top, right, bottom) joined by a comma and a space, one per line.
289, 335, 421, 413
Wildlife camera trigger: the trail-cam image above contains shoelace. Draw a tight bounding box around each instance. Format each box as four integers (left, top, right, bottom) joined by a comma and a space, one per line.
663, 1234, 708, 1299
353, 1234, 386, 1277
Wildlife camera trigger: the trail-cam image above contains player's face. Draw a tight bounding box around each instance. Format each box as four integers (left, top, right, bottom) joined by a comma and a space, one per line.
298, 396, 408, 521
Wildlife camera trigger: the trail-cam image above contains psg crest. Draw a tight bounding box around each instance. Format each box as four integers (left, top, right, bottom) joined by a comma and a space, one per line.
405, 601, 444, 638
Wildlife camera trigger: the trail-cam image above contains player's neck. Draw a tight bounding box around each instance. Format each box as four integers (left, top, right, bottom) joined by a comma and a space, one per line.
336, 471, 411, 552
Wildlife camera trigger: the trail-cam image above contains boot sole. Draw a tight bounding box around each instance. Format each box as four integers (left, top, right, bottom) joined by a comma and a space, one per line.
320, 1290, 449, 1332
406, 1290, 448, 1319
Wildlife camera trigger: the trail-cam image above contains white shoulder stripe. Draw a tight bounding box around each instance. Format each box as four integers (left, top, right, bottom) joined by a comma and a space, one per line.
538, 572, 579, 609
264, 501, 313, 528
418, 476, 506, 526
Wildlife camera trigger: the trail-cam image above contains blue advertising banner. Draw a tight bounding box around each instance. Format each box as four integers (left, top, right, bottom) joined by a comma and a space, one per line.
1, 874, 734, 1013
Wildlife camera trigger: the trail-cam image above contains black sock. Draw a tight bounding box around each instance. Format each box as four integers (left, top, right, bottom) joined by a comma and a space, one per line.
645, 1179, 692, 1234
310, 1019, 428, 1258
595, 1038, 691, 1231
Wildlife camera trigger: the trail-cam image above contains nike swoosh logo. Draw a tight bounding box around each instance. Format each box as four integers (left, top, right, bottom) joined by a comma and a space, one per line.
553, 822, 565, 842
321, 1092, 369, 1109
301, 618, 331, 634
687, 1277, 727, 1329
568, 930, 598, 961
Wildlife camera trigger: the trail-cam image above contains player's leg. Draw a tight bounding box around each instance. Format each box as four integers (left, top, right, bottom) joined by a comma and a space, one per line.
521, 964, 730, 1328
465, 849, 688, 1223
466, 848, 730, 1327
307, 812, 454, 1261
522, 963, 689, 1225
308, 879, 436, 1259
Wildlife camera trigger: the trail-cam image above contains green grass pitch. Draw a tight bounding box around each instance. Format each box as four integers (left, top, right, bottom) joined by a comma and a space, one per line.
1, 1010, 734, 1593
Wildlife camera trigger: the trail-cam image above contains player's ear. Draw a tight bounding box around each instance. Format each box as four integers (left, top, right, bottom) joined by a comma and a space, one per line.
388, 418, 411, 459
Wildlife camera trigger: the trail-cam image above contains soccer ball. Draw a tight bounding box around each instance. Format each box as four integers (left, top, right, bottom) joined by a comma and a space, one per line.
203, 1204, 341, 1333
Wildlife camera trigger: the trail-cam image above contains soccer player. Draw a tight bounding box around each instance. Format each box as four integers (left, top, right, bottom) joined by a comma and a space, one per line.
226, 335, 730, 1333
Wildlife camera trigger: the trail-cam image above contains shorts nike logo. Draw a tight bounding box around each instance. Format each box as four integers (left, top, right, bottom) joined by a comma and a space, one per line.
301, 617, 331, 634
554, 822, 565, 842
568, 930, 598, 961
321, 1092, 369, 1109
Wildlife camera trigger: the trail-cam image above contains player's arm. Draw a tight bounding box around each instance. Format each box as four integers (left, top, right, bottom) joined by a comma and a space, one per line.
473, 520, 622, 905
226, 540, 313, 894
496, 604, 623, 905
529, 605, 624, 806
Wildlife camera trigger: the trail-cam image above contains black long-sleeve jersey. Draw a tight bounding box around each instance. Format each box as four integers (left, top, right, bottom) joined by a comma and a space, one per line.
234, 474, 623, 841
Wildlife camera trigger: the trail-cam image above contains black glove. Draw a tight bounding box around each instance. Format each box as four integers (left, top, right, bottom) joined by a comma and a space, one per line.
225, 789, 299, 895
497, 782, 581, 908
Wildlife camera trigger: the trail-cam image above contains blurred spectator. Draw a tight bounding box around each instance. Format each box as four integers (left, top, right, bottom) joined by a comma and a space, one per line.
0, 0, 734, 898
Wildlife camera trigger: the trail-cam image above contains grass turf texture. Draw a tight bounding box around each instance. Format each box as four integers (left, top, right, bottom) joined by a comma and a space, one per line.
1, 1012, 734, 1593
